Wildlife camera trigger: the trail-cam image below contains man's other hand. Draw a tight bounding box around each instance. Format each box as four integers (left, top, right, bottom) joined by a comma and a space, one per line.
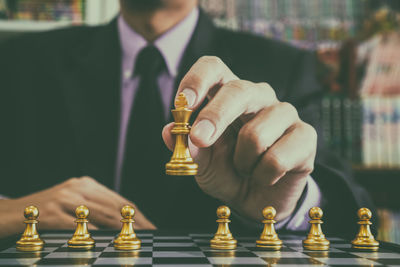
0, 176, 156, 238
162, 56, 317, 222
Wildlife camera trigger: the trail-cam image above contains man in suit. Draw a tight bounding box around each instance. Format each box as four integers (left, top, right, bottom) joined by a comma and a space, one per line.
0, 0, 374, 238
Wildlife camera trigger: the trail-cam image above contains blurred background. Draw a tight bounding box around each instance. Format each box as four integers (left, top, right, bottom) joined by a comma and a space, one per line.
0, 0, 399, 243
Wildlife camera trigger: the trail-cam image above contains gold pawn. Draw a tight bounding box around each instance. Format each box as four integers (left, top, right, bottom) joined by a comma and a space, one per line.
113, 205, 141, 250
210, 206, 237, 250
16, 206, 45, 251
256, 206, 282, 250
303, 207, 330, 251
165, 93, 198, 176
67, 205, 95, 250
351, 208, 379, 251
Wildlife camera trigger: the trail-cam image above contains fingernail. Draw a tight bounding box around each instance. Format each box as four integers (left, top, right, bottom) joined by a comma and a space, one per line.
182, 88, 196, 107
192, 119, 215, 142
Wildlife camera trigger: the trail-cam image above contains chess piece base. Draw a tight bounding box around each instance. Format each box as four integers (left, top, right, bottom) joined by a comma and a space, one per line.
256, 239, 282, 250
210, 238, 237, 250
16, 239, 44, 252
303, 238, 330, 251
351, 239, 379, 251
68, 238, 95, 250
114, 238, 141, 250
165, 162, 198, 176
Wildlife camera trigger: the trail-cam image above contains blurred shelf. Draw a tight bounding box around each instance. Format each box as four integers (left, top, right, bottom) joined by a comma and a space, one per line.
0, 20, 80, 32
352, 166, 400, 208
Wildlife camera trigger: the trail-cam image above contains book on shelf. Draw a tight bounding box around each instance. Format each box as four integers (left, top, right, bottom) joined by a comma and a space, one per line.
200, 0, 371, 50
378, 208, 400, 244
0, 0, 85, 23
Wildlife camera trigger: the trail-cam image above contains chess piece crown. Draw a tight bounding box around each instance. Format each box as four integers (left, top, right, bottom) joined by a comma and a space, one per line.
165, 92, 198, 175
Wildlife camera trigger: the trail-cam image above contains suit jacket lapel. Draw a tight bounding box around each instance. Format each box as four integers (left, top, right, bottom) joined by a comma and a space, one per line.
61, 19, 121, 188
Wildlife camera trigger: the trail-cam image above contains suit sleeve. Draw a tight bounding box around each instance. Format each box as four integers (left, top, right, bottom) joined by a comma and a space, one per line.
284, 50, 377, 239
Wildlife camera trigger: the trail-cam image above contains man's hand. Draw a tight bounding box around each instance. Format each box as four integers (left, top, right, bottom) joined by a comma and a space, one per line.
162, 56, 317, 222
0, 176, 156, 238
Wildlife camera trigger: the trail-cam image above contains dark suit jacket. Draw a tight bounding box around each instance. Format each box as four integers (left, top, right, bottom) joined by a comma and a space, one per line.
0, 11, 375, 238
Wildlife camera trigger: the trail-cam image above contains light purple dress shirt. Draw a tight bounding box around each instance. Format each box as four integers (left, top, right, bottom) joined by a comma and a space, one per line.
115, 7, 321, 231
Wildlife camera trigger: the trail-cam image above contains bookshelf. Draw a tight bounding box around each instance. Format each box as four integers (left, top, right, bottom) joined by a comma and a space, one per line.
0, 0, 119, 32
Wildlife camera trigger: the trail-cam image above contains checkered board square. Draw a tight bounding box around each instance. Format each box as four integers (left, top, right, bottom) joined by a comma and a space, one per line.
0, 231, 399, 266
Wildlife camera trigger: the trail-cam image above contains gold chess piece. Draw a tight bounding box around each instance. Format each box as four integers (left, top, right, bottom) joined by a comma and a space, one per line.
256, 206, 282, 250
210, 206, 237, 250
351, 208, 379, 251
303, 207, 330, 251
68, 205, 95, 250
113, 205, 141, 250
165, 92, 198, 176
16, 206, 44, 251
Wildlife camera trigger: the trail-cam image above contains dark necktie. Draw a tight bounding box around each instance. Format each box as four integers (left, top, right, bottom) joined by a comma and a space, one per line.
120, 46, 170, 209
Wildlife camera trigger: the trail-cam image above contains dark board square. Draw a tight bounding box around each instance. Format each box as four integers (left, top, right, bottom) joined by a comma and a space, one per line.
153, 246, 201, 251
153, 257, 209, 264
262, 257, 324, 265
100, 251, 152, 258
54, 246, 105, 252
0, 252, 48, 258
304, 251, 358, 258
373, 258, 400, 265
204, 251, 257, 257
35, 257, 96, 265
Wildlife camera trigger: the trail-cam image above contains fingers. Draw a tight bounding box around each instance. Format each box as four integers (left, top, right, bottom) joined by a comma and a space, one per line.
234, 102, 299, 175
252, 122, 317, 186
190, 81, 277, 147
176, 56, 238, 109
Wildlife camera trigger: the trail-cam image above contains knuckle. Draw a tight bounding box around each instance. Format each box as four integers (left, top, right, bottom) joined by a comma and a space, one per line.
303, 162, 315, 174
239, 124, 263, 151
181, 72, 203, 88
264, 152, 288, 177
80, 176, 95, 185
280, 102, 299, 119
301, 122, 318, 142
257, 82, 276, 99
65, 177, 79, 187
199, 55, 223, 66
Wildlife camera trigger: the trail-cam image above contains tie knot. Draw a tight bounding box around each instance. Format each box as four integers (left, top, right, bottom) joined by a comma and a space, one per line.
134, 45, 166, 77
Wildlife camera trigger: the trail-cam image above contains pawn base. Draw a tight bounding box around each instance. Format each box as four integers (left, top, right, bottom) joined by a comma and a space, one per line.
256, 239, 282, 250
303, 238, 330, 251
210, 238, 237, 250
68, 238, 95, 250
165, 162, 198, 176
16, 240, 44, 252
114, 238, 141, 250
351, 239, 379, 251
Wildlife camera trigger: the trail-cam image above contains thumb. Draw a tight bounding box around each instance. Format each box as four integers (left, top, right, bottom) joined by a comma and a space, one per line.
162, 122, 200, 157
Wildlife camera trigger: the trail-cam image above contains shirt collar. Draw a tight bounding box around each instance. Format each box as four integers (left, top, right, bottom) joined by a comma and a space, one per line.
118, 7, 199, 77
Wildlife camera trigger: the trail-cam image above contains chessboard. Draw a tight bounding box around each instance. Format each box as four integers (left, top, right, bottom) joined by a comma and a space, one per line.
1, 230, 400, 266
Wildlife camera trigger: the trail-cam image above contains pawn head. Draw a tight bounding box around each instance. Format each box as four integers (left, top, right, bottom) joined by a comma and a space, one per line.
121, 205, 135, 219
309, 207, 323, 219
216, 205, 231, 219
75, 205, 89, 219
24, 205, 39, 220
358, 207, 372, 220
262, 206, 276, 220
